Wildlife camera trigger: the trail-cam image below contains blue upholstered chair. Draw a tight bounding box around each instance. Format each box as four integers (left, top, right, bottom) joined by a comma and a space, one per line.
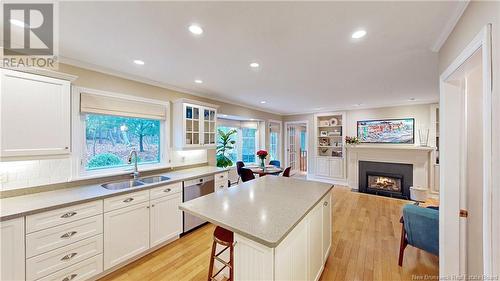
269, 160, 281, 168
398, 204, 439, 266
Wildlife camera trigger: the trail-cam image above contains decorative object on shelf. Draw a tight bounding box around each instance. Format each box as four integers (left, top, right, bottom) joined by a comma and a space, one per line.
320, 131, 328, 137
329, 117, 339, 126
319, 138, 330, 147
357, 118, 415, 144
328, 131, 340, 136
320, 148, 329, 154
332, 150, 342, 157
345, 136, 360, 145
319, 120, 330, 126
256, 150, 268, 170
216, 129, 237, 168
418, 128, 430, 147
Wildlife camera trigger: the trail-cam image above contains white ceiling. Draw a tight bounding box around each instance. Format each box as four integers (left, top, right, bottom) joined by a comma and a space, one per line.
59, 1, 463, 115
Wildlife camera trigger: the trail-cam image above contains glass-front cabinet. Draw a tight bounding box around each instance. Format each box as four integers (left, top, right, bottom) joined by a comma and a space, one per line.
174, 99, 218, 149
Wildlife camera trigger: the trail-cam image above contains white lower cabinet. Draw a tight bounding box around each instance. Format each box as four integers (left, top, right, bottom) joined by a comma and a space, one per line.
316, 158, 330, 177
37, 254, 103, 281
103, 201, 150, 270
322, 191, 332, 261
1, 217, 25, 281
150, 193, 182, 248
308, 201, 324, 281
234, 191, 332, 281
315, 157, 344, 180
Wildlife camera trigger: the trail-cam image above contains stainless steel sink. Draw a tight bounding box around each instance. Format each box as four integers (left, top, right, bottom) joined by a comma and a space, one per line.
138, 175, 170, 184
101, 180, 145, 190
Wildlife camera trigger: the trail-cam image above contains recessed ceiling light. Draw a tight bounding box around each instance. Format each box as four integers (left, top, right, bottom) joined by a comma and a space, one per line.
194, 79, 203, 84
250, 62, 260, 68
351, 30, 367, 39
250, 118, 255, 121
188, 24, 203, 35
133, 59, 145, 65
260, 101, 266, 104
10, 19, 26, 28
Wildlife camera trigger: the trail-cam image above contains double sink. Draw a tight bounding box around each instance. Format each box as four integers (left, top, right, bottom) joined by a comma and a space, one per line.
101, 175, 170, 190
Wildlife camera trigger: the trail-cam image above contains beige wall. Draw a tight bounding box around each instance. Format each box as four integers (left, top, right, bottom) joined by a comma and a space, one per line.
438, 0, 500, 274
283, 103, 435, 175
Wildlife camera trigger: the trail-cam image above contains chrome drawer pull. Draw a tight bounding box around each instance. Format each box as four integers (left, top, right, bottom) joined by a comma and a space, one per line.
61, 252, 77, 261
163, 188, 171, 193
60, 231, 77, 239
123, 198, 134, 203
61, 211, 77, 218
62, 273, 77, 281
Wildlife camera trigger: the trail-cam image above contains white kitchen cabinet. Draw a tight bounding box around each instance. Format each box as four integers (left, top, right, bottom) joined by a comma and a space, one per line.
0, 217, 25, 281
322, 191, 332, 261
275, 218, 309, 281
308, 201, 324, 281
215, 171, 229, 191
173, 99, 218, 149
328, 158, 344, 178
0, 69, 71, 157
103, 201, 150, 270
150, 193, 182, 248
316, 158, 330, 177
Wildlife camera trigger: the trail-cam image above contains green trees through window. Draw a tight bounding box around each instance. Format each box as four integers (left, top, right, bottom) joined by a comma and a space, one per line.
85, 114, 160, 170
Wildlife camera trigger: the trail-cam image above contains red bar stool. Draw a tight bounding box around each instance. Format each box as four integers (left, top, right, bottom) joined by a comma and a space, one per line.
208, 226, 234, 281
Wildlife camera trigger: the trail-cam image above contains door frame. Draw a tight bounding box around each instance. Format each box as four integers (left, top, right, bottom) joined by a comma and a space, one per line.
439, 25, 493, 277
284, 120, 309, 175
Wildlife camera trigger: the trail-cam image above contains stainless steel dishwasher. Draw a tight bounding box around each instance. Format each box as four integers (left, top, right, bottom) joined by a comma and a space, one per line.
182, 175, 215, 233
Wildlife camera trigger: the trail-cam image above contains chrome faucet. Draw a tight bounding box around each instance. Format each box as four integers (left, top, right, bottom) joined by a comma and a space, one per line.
127, 149, 139, 179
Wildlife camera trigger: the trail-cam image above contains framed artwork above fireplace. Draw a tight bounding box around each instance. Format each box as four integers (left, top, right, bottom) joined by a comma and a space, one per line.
357, 118, 415, 144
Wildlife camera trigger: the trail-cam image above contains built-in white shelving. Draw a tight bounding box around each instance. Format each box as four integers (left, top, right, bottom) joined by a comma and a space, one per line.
314, 112, 346, 181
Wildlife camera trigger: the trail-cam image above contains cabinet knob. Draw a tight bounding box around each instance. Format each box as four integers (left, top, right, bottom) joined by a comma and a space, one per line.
323, 201, 328, 206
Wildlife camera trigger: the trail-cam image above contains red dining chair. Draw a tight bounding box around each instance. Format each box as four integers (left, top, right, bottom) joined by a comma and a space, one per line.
282, 167, 291, 177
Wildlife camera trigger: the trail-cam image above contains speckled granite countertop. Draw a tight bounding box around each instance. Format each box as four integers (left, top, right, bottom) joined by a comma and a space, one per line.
179, 176, 333, 248
0, 166, 228, 221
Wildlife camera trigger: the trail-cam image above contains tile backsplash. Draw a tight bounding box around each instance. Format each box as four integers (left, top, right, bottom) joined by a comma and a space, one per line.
0, 150, 208, 192
0, 158, 71, 191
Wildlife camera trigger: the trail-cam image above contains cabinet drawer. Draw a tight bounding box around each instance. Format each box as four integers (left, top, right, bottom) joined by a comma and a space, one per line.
215, 181, 228, 191
215, 172, 228, 181
27, 235, 103, 281
26, 200, 103, 233
103, 190, 149, 212
150, 182, 182, 200
26, 215, 103, 258
37, 254, 103, 281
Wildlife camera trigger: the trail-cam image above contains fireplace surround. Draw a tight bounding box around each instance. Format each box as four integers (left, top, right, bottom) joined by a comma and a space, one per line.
358, 161, 413, 199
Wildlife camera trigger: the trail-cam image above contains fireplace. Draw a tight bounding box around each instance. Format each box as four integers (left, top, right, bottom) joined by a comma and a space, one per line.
359, 161, 412, 199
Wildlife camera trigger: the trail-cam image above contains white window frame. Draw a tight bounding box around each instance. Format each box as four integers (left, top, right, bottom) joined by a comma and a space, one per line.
268, 119, 283, 163
71, 87, 170, 180
217, 119, 261, 165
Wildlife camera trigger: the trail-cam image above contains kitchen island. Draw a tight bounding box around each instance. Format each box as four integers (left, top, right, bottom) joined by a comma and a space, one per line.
179, 176, 333, 281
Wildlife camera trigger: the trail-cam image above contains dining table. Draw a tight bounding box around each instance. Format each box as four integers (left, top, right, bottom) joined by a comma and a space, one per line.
246, 164, 284, 176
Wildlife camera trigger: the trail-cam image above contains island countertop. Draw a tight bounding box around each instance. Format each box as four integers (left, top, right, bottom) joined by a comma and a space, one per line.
179, 176, 333, 248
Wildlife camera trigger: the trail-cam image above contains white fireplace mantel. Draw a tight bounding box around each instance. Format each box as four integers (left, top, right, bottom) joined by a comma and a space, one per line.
346, 145, 435, 192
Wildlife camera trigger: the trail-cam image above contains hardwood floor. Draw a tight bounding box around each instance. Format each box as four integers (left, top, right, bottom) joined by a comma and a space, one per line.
99, 186, 438, 281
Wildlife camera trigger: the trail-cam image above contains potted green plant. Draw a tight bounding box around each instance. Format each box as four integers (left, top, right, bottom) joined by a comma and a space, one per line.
216, 129, 237, 168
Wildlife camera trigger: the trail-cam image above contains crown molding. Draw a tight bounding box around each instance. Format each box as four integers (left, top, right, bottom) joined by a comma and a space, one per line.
431, 0, 469, 53
58, 56, 285, 116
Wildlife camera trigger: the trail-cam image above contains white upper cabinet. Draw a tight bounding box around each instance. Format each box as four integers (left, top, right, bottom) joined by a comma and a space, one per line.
173, 99, 218, 149
0, 69, 71, 157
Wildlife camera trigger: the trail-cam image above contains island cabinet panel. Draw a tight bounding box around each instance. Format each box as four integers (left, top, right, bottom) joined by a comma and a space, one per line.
0, 217, 25, 281
103, 201, 150, 270
275, 219, 309, 281
308, 202, 324, 281
234, 234, 274, 281
322, 191, 332, 261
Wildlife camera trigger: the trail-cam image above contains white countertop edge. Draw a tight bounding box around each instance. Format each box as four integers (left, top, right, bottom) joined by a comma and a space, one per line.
179, 184, 333, 248
0, 166, 229, 222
